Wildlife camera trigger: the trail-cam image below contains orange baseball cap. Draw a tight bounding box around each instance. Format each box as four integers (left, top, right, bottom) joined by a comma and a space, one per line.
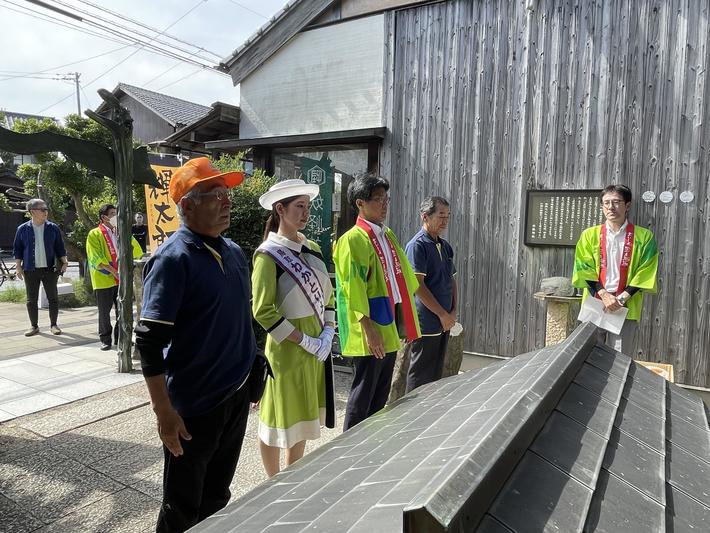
168, 157, 245, 203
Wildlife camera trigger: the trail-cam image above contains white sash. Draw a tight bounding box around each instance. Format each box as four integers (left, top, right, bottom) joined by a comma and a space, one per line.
257, 240, 326, 327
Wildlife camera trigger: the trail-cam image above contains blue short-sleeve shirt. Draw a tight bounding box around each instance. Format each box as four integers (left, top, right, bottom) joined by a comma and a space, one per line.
405, 229, 456, 335
141, 226, 256, 417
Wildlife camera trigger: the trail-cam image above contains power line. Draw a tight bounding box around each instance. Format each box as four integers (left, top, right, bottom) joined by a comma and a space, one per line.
46, 0, 222, 63
0, 44, 133, 82
226, 0, 269, 19
35, 0, 225, 114
156, 66, 205, 91
74, 0, 224, 58
1, 0, 134, 46
4, 0, 223, 70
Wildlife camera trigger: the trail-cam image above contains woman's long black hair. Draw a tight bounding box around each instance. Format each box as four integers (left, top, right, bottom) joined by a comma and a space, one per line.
262, 195, 302, 241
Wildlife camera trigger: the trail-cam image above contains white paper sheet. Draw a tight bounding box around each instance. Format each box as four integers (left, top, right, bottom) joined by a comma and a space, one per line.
577, 296, 628, 335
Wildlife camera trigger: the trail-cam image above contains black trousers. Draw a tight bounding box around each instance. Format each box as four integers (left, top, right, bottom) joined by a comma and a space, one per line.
23, 267, 59, 327
343, 352, 397, 431
406, 332, 450, 393
95, 286, 118, 345
156, 385, 250, 533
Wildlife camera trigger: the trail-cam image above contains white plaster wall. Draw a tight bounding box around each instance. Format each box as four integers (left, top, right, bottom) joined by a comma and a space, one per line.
239, 14, 385, 139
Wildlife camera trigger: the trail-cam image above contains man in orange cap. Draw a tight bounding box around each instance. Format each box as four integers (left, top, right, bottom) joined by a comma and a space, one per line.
135, 157, 256, 532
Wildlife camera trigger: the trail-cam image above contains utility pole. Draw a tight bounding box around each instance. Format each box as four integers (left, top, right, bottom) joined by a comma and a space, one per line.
74, 72, 81, 115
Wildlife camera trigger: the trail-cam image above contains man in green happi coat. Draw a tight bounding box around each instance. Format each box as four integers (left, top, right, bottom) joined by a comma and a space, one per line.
572, 184, 659, 353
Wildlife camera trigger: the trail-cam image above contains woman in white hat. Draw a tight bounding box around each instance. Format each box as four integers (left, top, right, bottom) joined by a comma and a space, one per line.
252, 179, 336, 476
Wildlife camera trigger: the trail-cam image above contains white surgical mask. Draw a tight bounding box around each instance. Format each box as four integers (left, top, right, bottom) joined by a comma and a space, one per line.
109, 215, 118, 227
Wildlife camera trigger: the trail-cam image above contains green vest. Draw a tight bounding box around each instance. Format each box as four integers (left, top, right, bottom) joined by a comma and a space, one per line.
334, 224, 420, 356
572, 223, 658, 321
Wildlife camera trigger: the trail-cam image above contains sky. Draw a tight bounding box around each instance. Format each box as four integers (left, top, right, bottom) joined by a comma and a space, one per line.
0, 0, 289, 121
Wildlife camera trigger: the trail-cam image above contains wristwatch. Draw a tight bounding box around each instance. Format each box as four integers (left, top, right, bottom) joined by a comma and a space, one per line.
616, 294, 627, 306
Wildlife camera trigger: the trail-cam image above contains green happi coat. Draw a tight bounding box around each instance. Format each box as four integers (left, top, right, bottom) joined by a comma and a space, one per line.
572, 223, 658, 321
334, 224, 421, 356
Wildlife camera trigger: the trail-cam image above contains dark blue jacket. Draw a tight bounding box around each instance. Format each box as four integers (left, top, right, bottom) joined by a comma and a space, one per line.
13, 220, 67, 272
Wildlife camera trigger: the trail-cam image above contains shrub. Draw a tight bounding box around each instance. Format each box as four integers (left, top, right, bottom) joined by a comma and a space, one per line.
0, 285, 25, 303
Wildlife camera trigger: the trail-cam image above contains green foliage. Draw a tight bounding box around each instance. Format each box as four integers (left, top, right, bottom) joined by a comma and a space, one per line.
5, 114, 154, 271
212, 153, 276, 264
57, 278, 96, 308
0, 285, 25, 303
0, 279, 95, 307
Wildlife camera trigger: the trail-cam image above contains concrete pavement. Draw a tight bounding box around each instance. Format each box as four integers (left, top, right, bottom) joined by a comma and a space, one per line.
0, 301, 351, 532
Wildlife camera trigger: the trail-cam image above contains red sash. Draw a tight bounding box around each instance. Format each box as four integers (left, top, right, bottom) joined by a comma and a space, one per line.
598, 222, 634, 296
356, 217, 418, 341
98, 224, 119, 282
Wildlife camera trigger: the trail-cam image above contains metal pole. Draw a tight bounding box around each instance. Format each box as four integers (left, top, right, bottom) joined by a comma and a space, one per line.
75, 73, 81, 115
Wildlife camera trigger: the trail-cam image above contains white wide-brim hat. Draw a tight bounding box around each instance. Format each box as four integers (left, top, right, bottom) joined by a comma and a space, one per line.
259, 179, 320, 210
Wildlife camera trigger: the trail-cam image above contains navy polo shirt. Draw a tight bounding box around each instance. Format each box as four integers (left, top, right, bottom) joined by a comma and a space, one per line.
141, 226, 256, 417
405, 229, 456, 335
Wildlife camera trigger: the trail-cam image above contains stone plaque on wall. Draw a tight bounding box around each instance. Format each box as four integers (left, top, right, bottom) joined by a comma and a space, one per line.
524, 189, 603, 247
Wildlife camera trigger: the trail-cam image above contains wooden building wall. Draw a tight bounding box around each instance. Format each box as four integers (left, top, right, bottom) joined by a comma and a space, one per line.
382, 0, 710, 386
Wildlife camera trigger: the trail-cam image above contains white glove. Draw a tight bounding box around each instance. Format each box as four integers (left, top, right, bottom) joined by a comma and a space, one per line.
315, 326, 335, 362
299, 333, 322, 356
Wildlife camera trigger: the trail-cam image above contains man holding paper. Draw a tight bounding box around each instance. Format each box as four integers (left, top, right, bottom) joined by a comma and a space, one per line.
572, 185, 659, 353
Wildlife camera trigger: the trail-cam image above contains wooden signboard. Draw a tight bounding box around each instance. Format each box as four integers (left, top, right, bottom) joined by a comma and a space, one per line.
144, 154, 187, 251
524, 189, 604, 247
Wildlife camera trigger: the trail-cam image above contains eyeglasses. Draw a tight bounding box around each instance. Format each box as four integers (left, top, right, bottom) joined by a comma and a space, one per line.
369, 195, 390, 204
192, 189, 230, 202
601, 200, 624, 208
31, 207, 49, 212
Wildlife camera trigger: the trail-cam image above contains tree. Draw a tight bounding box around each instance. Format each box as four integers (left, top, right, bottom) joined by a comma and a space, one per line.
211, 153, 276, 264
7, 115, 144, 272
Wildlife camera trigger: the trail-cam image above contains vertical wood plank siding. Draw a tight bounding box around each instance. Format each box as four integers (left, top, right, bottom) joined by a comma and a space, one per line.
383, 0, 710, 386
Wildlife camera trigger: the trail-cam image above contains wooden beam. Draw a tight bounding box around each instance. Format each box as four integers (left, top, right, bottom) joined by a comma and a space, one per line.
205, 127, 387, 151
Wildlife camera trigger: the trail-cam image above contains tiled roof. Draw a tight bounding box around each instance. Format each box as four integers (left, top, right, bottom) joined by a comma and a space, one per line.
192, 323, 710, 532
1, 111, 59, 129
102, 83, 211, 128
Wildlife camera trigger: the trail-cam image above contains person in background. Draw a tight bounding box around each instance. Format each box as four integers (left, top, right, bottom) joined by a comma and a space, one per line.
134, 157, 256, 532
85, 203, 142, 350
333, 173, 421, 431
572, 184, 659, 353
13, 198, 68, 336
132, 212, 148, 254
404, 196, 457, 392
252, 179, 336, 477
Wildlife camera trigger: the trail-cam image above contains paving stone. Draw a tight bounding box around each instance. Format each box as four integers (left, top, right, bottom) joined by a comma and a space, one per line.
38, 487, 160, 533
0, 447, 124, 522
0, 493, 44, 533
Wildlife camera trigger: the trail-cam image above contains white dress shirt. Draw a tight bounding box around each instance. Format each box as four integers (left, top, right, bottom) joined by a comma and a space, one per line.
603, 220, 628, 294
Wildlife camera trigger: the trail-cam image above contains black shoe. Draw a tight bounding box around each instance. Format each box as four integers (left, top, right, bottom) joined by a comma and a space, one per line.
100, 343, 111, 351
24, 326, 40, 337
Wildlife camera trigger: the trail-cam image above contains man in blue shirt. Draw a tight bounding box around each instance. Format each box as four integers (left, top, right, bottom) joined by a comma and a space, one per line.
135, 157, 255, 533
13, 198, 68, 336
405, 196, 457, 392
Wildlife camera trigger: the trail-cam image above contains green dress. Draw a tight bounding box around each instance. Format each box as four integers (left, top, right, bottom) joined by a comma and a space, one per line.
251, 233, 335, 448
